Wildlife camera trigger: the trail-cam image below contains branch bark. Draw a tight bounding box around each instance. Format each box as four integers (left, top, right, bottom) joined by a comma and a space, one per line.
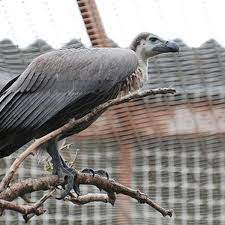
0, 199, 45, 216
0, 88, 176, 221
0, 173, 173, 217
67, 192, 116, 205
0, 88, 176, 192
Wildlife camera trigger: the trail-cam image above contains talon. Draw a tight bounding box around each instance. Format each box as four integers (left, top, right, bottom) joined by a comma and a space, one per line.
73, 177, 80, 196
56, 174, 74, 200
54, 166, 81, 199
81, 168, 95, 177
94, 169, 109, 180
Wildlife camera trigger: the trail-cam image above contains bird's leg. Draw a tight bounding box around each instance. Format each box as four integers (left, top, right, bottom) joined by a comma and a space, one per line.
58, 155, 108, 189
59, 155, 73, 172
59, 156, 95, 178
47, 140, 109, 197
46, 140, 80, 199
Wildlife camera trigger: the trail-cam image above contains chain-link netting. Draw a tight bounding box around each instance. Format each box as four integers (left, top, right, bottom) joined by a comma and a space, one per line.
1, 1, 225, 225
0, 36, 225, 225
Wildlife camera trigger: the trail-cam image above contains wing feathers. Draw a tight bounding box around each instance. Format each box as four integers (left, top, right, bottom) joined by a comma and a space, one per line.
25, 92, 69, 128
0, 47, 138, 141
4, 93, 49, 131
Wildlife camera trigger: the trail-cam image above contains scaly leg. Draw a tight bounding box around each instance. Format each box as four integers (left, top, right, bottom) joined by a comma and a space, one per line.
46, 139, 80, 199
47, 139, 110, 198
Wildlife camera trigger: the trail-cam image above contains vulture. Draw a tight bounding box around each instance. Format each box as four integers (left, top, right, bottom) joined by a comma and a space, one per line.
0, 32, 179, 198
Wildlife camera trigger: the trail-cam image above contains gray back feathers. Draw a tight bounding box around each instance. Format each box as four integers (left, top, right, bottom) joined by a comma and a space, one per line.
0, 47, 138, 157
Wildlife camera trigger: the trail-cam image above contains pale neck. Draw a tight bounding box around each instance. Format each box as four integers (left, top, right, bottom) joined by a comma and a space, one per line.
135, 47, 148, 80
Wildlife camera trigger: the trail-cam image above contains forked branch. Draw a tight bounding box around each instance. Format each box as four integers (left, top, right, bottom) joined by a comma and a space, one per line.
0, 88, 176, 221
0, 88, 175, 192
0, 173, 173, 219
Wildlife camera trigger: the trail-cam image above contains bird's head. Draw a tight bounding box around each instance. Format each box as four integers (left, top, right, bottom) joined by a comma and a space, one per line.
119, 33, 179, 96
130, 32, 179, 60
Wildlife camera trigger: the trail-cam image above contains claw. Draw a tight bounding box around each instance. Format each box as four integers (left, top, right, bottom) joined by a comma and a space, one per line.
94, 169, 109, 180
56, 174, 74, 200
73, 175, 80, 196
54, 167, 80, 200
81, 168, 95, 177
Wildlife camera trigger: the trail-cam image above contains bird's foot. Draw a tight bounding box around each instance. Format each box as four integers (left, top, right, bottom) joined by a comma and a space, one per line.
46, 141, 81, 199
54, 166, 109, 199
81, 168, 109, 180
81, 168, 95, 176
94, 169, 109, 180
54, 166, 80, 200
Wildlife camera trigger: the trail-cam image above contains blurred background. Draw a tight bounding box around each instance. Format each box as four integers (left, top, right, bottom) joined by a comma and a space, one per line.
0, 0, 225, 225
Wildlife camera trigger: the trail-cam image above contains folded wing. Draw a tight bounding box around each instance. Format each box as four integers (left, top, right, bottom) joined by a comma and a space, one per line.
0, 47, 138, 154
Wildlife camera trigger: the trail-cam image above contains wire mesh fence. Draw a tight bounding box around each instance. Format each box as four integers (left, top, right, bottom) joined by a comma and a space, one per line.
1, 1, 225, 225
0, 37, 225, 225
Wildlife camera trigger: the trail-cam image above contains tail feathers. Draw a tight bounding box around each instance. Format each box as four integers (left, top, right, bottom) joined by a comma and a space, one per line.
0, 134, 30, 158
0, 141, 18, 158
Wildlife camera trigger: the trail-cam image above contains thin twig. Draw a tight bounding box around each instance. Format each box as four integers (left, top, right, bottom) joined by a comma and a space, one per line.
23, 189, 55, 223
19, 195, 34, 204
0, 189, 55, 222
70, 149, 79, 168
0, 199, 45, 216
33, 189, 55, 209
60, 143, 73, 151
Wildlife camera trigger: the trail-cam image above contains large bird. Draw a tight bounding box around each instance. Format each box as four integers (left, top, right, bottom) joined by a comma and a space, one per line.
0, 32, 179, 197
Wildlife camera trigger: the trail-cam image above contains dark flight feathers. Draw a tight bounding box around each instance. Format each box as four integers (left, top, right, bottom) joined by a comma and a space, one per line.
0, 47, 138, 157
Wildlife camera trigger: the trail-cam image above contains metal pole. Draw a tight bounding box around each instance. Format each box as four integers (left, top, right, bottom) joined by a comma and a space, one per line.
77, 2, 131, 224
77, 0, 111, 47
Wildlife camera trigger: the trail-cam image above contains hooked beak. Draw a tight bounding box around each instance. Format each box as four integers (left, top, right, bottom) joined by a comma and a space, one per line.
152, 41, 179, 53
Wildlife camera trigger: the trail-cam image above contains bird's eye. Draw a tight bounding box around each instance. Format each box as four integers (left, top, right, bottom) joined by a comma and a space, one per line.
149, 37, 158, 42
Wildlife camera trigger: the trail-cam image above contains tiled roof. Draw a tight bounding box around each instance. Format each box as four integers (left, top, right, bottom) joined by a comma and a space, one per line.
1, 38, 225, 138
147, 39, 225, 94
0, 39, 81, 88
1, 38, 225, 225
0, 38, 225, 94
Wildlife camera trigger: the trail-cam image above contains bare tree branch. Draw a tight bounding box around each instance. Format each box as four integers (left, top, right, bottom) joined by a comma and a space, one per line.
0, 199, 45, 216
0, 88, 175, 221
0, 88, 176, 192
23, 189, 55, 223
0, 173, 173, 217
0, 189, 55, 222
